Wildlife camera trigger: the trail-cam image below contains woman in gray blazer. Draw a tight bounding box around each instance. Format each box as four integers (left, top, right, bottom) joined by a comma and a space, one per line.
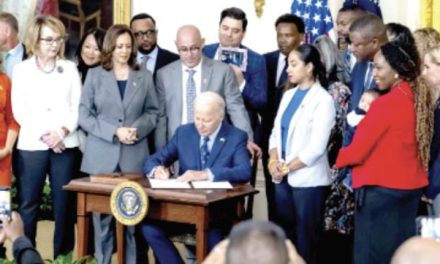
79, 24, 159, 264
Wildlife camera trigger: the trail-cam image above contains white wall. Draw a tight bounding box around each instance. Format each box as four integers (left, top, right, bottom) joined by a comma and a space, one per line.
132, 0, 291, 54
132, 0, 419, 55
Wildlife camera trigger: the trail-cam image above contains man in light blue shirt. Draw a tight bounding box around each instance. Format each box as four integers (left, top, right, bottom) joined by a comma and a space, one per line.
0, 12, 26, 78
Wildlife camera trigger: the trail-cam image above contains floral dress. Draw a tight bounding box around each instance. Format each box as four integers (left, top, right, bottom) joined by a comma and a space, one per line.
324, 81, 355, 235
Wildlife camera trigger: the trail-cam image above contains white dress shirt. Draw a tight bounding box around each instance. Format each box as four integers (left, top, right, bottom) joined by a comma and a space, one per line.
11, 56, 81, 150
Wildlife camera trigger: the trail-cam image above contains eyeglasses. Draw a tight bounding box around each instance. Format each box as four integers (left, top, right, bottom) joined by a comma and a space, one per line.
178, 46, 201, 54
134, 30, 157, 39
40, 37, 65, 45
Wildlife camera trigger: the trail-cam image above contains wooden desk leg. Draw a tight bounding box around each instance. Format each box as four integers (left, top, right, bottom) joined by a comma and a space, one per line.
76, 193, 88, 258
196, 207, 209, 263
116, 222, 126, 264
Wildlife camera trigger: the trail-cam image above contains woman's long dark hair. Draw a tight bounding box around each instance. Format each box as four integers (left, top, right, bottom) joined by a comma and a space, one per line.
76, 28, 105, 83
295, 44, 328, 88
381, 37, 433, 167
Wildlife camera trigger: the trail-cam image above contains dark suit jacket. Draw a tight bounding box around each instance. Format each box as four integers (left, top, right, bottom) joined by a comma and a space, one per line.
13, 236, 44, 264
21, 43, 28, 60
261, 50, 285, 151
153, 46, 179, 81
144, 123, 251, 183
203, 43, 267, 136
349, 60, 378, 111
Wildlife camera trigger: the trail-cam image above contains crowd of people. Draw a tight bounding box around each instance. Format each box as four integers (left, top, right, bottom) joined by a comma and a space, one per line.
0, 2, 440, 264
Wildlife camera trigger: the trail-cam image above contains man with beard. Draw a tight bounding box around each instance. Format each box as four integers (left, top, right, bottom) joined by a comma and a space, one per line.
335, 4, 365, 74
131, 13, 180, 153
130, 13, 179, 81
130, 14, 179, 261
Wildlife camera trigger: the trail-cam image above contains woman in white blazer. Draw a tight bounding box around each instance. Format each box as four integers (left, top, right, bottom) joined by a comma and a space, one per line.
268, 44, 335, 264
11, 16, 81, 258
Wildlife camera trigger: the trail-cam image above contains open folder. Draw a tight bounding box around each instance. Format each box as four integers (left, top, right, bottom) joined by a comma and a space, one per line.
149, 179, 233, 189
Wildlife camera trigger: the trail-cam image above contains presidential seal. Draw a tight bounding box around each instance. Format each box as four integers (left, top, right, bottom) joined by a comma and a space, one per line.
110, 181, 148, 225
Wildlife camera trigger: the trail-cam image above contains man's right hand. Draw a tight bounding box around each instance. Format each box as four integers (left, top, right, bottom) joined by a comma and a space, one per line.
0, 212, 25, 243
230, 64, 244, 86
154, 166, 171, 180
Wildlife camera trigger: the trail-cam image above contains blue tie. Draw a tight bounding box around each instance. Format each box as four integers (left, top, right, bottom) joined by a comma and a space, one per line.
186, 69, 196, 122
200, 136, 210, 169
364, 62, 373, 90
277, 56, 288, 87
344, 49, 351, 67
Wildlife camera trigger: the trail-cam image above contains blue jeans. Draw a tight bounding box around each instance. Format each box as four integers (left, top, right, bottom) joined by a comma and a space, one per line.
273, 179, 329, 264
354, 186, 423, 264
17, 148, 79, 258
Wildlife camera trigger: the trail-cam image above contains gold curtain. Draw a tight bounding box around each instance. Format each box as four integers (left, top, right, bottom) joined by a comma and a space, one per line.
420, 0, 440, 32
113, 0, 131, 24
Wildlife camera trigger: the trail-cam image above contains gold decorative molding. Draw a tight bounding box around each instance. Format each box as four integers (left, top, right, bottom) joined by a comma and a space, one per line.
113, 0, 131, 24
255, 0, 265, 17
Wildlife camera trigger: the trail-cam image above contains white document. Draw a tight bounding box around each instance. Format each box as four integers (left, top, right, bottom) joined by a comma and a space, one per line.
191, 181, 233, 189
149, 179, 192, 189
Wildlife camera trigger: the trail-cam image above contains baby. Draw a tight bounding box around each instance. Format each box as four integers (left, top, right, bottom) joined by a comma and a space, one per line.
342, 90, 379, 190
346, 90, 379, 136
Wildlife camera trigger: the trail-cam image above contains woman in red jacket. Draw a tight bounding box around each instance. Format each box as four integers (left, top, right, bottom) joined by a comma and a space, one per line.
336, 37, 432, 263
0, 71, 19, 187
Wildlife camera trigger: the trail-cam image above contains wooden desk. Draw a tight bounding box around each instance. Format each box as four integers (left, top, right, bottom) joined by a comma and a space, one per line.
64, 177, 257, 263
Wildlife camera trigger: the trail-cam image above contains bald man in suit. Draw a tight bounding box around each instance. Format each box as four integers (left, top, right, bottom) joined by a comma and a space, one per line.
154, 25, 259, 156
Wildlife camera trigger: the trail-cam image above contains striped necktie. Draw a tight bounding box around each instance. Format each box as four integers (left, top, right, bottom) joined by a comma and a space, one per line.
200, 136, 210, 169
364, 62, 374, 90
186, 69, 196, 122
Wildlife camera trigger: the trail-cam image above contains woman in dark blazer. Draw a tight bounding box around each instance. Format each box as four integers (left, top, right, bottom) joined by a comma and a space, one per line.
79, 24, 159, 264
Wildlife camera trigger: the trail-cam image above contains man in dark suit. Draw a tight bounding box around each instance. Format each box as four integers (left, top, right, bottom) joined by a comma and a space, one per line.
348, 14, 387, 111
142, 91, 251, 263
154, 25, 253, 153
131, 13, 179, 155
202, 7, 266, 156
130, 13, 179, 81
262, 14, 304, 221
335, 4, 365, 75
